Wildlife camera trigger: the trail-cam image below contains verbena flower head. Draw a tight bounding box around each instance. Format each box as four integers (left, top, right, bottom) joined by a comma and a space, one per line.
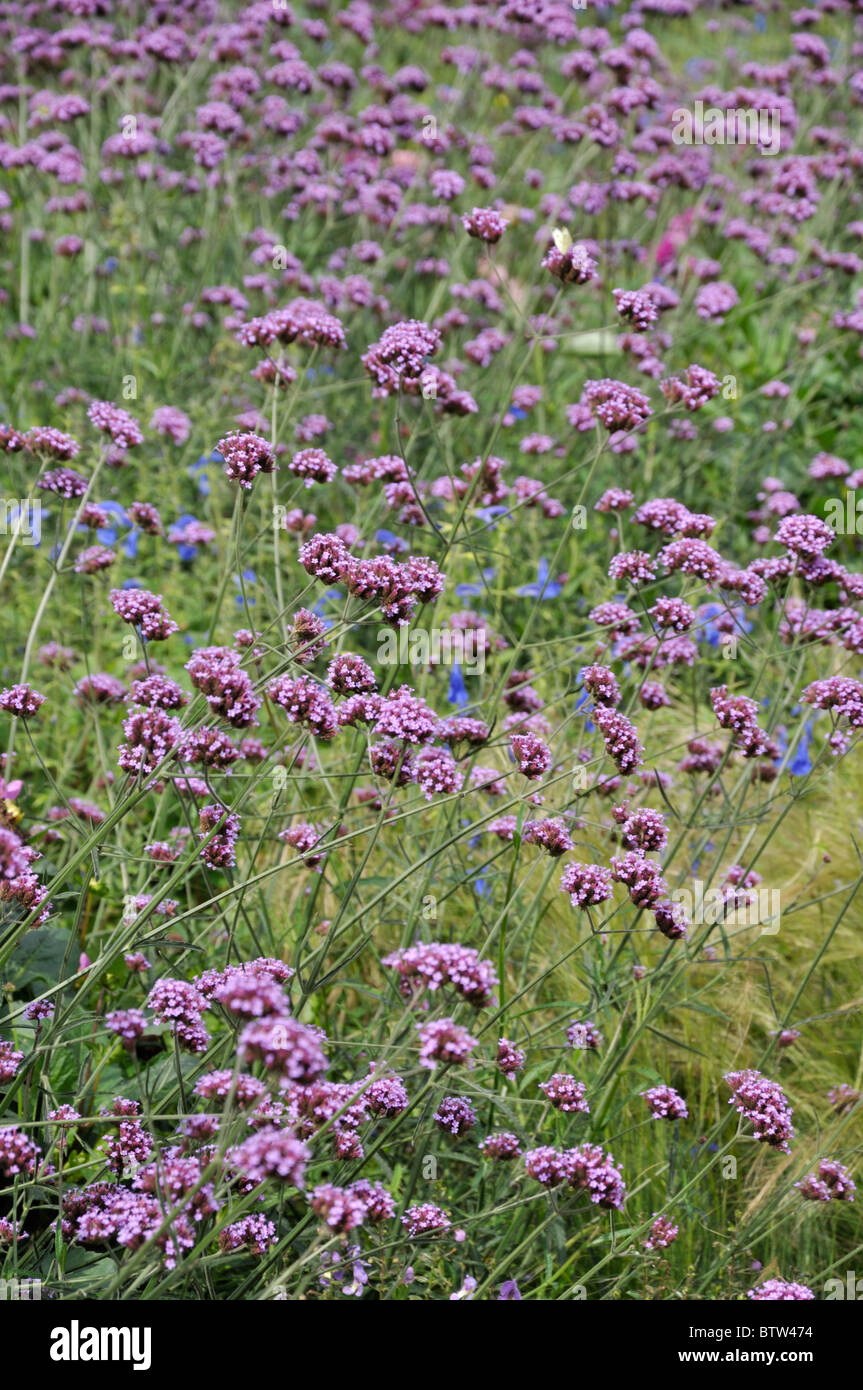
216, 432, 276, 488
361, 320, 441, 396
0, 684, 45, 718
539, 1074, 590, 1114
747, 1279, 813, 1301
724, 1069, 794, 1152
480, 1132, 521, 1160
641, 1085, 688, 1121
233, 1128, 309, 1187
401, 1204, 451, 1238
0, 1040, 24, 1083
383, 942, 497, 1007
433, 1095, 478, 1136
417, 1017, 478, 1070
566, 1020, 602, 1051
795, 1159, 855, 1203
237, 299, 346, 351
462, 207, 509, 243
238, 1016, 328, 1083
87, 400, 143, 448
110, 589, 178, 641
560, 862, 613, 908
644, 1215, 678, 1250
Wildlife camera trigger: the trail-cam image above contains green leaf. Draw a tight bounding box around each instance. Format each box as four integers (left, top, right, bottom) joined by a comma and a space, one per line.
6, 928, 72, 989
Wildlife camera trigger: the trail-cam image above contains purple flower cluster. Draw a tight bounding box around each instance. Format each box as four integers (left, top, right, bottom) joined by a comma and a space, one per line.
383, 941, 497, 1007
795, 1160, 855, 1203
641, 1085, 688, 1121
110, 589, 178, 642
724, 1070, 795, 1153
539, 1074, 589, 1115
524, 1142, 626, 1209
216, 432, 276, 489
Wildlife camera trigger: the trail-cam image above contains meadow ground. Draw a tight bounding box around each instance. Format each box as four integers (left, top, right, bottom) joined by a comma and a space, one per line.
0, 0, 862, 1308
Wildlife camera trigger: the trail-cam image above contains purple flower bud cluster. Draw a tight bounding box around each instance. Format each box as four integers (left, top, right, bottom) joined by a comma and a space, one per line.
524, 1142, 626, 1209
216, 432, 276, 489
560, 861, 613, 909
592, 705, 644, 774
147, 978, 210, 1053
581, 664, 621, 707
87, 400, 143, 448
710, 685, 773, 758
401, 1203, 451, 1238
795, 1159, 855, 1203
237, 299, 346, 352
383, 941, 498, 1007
644, 1215, 679, 1250
267, 674, 338, 741
523, 818, 574, 856
238, 1016, 328, 1084
539, 1074, 590, 1114
433, 1095, 478, 1136
105, 1009, 147, 1052
0, 1040, 25, 1083
462, 207, 509, 243
566, 1020, 603, 1051
641, 1085, 688, 1121
110, 588, 178, 641
417, 1017, 478, 1070
510, 731, 552, 778
496, 1038, 526, 1081
582, 378, 653, 431
747, 1280, 814, 1301
725, 1070, 794, 1153
480, 1131, 522, 1160
233, 1128, 310, 1187
0, 684, 45, 718
361, 319, 441, 396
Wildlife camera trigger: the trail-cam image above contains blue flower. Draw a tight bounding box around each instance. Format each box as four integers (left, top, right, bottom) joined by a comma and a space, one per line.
517, 556, 562, 599
84, 499, 130, 549
698, 603, 752, 648
311, 588, 343, 618
447, 664, 469, 707
171, 513, 204, 562
788, 745, 813, 776
777, 717, 814, 776
188, 457, 212, 497
234, 569, 257, 607
474, 504, 511, 530
456, 567, 496, 598
375, 529, 409, 555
